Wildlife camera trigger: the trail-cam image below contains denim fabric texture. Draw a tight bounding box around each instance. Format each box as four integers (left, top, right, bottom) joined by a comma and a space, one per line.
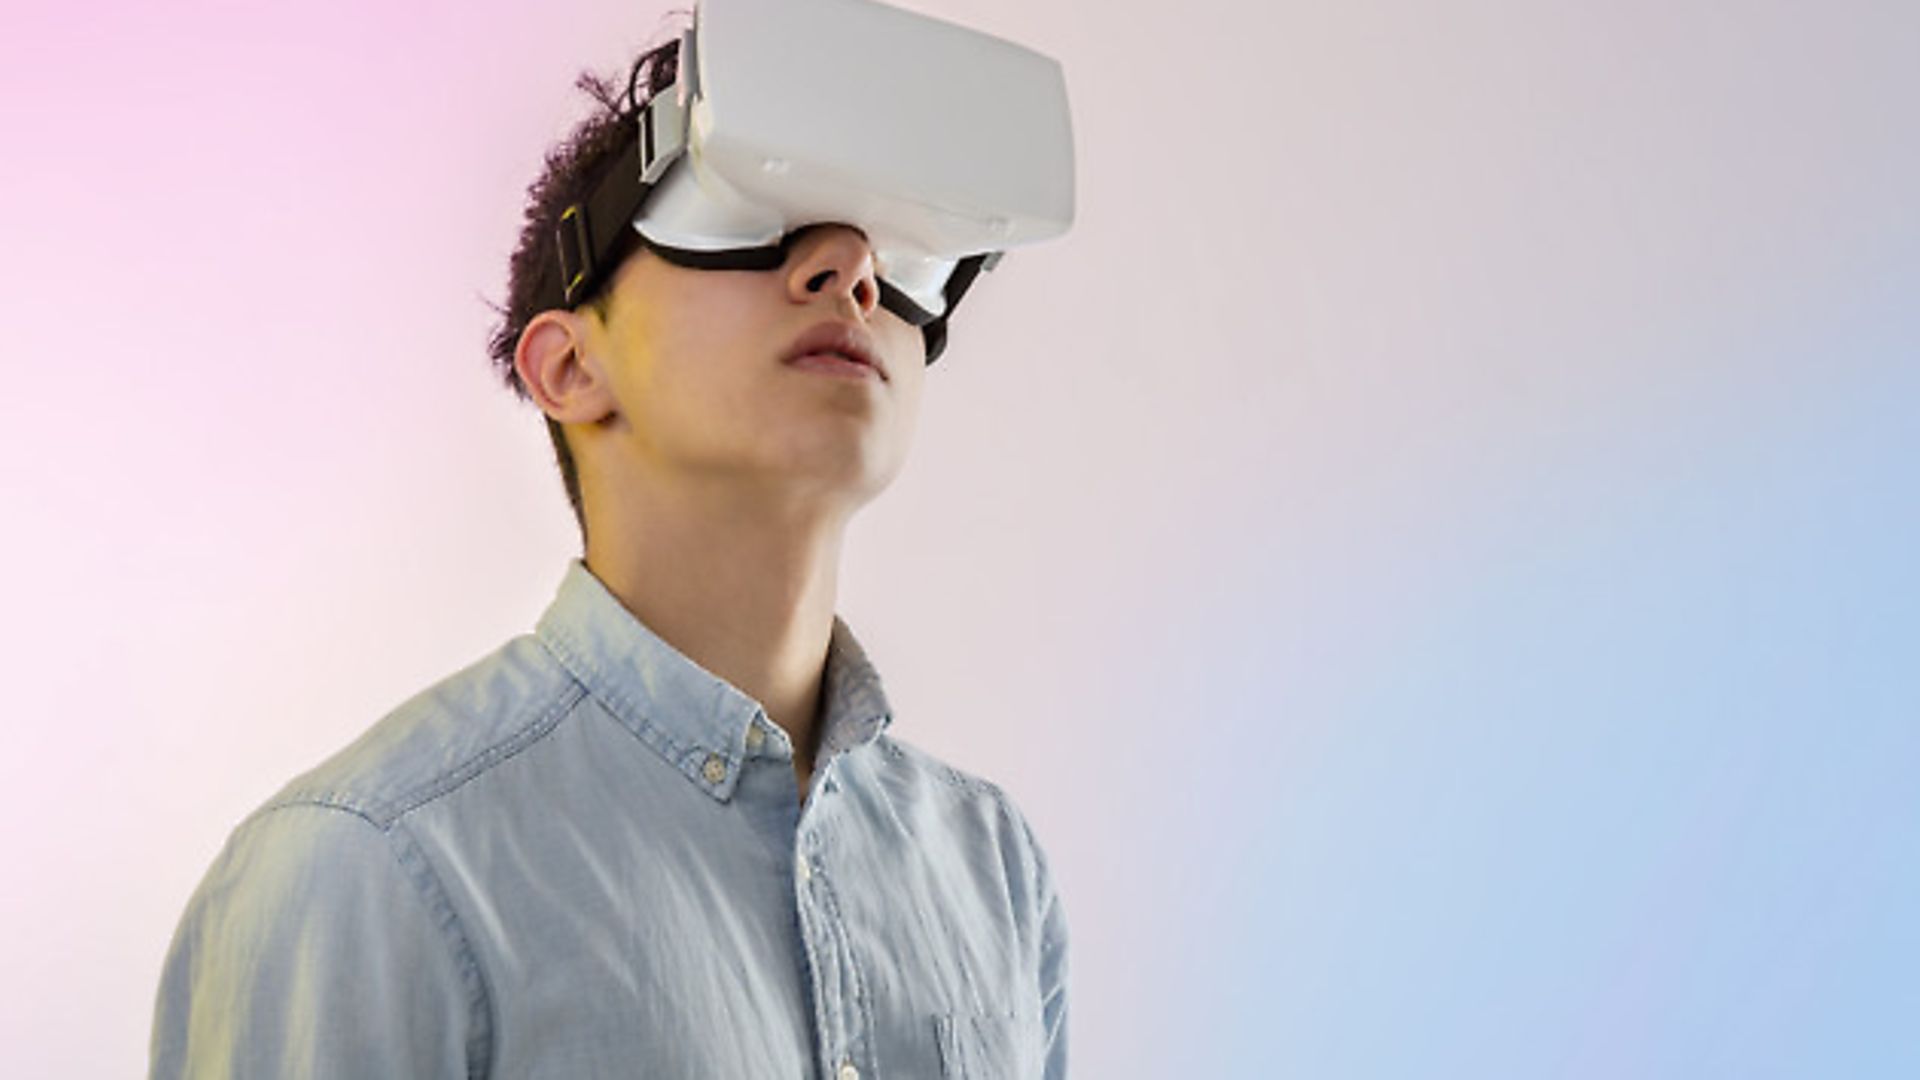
150, 558, 1068, 1079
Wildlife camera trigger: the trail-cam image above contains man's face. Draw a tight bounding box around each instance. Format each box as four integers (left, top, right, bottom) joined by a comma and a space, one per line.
577, 223, 929, 518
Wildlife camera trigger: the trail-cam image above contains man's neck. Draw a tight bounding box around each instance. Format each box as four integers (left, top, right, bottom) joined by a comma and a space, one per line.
582, 478, 848, 782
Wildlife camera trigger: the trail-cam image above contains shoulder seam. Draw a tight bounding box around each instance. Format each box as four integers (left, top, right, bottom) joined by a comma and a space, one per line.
388, 819, 496, 1077
219, 803, 497, 1075
875, 734, 1001, 796
264, 680, 589, 827
382, 681, 589, 822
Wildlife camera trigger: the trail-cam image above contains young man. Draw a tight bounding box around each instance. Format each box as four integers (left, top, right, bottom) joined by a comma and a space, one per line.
150, 10, 1070, 1080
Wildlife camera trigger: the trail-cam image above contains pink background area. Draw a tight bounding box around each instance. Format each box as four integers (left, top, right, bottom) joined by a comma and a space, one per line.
4, 1, 1916, 1075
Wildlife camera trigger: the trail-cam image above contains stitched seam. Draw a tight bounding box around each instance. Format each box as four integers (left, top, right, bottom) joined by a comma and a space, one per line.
386, 682, 587, 820
536, 626, 719, 784
810, 861, 878, 1076
260, 681, 587, 827
239, 804, 494, 1076
388, 821, 496, 1079
252, 796, 381, 829
877, 736, 998, 796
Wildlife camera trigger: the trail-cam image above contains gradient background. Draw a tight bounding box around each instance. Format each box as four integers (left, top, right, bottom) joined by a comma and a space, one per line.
4, 0, 1916, 1076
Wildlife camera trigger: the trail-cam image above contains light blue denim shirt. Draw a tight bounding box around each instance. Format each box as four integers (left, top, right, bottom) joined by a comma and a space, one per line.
150, 558, 1068, 1079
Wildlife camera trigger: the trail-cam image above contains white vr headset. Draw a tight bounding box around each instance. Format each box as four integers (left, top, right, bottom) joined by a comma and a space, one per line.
537, 0, 1077, 364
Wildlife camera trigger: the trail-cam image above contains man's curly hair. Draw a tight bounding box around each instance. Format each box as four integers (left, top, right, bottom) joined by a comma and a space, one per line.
486, 36, 683, 551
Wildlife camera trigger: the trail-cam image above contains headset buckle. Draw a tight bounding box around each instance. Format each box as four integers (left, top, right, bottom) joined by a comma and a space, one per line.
637, 93, 687, 186
556, 204, 593, 306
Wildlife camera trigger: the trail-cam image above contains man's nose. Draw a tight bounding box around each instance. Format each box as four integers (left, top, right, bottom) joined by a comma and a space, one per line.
785, 225, 881, 318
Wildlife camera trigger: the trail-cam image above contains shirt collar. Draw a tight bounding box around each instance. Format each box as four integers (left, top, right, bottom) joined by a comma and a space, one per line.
533, 557, 895, 801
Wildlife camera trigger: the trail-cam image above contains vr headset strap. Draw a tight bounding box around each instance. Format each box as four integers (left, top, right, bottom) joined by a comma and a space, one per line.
537, 77, 1003, 366
542, 85, 690, 313
546, 154, 647, 313
920, 251, 1001, 366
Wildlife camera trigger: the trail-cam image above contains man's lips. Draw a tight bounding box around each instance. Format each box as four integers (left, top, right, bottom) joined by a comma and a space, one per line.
782, 320, 887, 382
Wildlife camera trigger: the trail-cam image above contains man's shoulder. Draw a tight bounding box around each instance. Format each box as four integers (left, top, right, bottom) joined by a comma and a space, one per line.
258, 632, 583, 829
867, 733, 1048, 849
871, 733, 1010, 800
865, 733, 1061, 925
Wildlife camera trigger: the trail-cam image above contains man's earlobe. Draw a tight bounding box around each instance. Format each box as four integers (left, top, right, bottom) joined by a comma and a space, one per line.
516, 311, 611, 425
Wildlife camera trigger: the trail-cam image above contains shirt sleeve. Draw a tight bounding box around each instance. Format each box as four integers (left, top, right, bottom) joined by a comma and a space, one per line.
1026, 814, 1070, 1080
149, 803, 484, 1079
1038, 856, 1069, 1080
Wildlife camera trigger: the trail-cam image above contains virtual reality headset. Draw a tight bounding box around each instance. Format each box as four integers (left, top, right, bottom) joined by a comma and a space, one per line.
534, 0, 1077, 364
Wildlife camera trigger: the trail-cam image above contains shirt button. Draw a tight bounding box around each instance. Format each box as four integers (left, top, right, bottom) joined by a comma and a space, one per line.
796, 853, 812, 882
838, 1060, 859, 1080
745, 725, 765, 751
702, 753, 727, 784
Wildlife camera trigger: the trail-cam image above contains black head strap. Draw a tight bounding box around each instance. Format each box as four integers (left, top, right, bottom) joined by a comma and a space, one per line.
537, 137, 656, 315
536, 61, 688, 315
918, 251, 1001, 366
535, 92, 1003, 365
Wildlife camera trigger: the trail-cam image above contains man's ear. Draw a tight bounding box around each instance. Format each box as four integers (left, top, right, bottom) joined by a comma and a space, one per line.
515, 310, 616, 426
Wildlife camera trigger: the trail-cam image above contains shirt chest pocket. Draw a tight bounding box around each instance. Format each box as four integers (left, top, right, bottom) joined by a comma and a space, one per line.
933, 1011, 1040, 1080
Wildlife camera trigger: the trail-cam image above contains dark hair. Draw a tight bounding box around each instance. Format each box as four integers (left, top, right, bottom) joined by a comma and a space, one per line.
485, 35, 683, 551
